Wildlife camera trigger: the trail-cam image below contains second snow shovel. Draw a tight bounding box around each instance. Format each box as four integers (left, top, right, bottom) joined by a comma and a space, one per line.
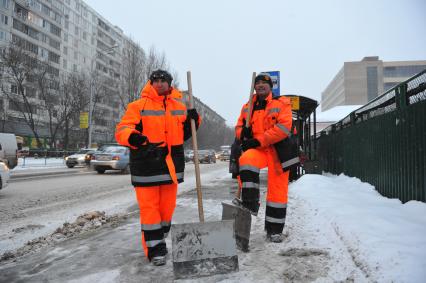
171, 71, 238, 280
222, 72, 256, 252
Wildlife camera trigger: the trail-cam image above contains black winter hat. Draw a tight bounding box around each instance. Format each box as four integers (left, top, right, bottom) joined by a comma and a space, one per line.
254, 73, 273, 88
149, 69, 173, 86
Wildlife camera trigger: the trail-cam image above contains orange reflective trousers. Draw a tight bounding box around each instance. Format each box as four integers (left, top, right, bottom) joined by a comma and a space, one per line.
239, 147, 289, 235
134, 184, 177, 259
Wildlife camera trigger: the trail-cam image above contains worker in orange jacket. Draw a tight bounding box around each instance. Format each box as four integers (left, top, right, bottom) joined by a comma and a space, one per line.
235, 73, 293, 243
115, 70, 200, 266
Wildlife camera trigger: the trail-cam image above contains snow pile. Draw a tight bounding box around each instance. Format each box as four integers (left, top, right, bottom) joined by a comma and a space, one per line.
13, 157, 66, 171
293, 174, 426, 282
0, 211, 130, 263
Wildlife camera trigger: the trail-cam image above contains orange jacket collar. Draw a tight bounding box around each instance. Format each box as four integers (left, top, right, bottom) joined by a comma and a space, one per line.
253, 92, 273, 104
140, 82, 181, 101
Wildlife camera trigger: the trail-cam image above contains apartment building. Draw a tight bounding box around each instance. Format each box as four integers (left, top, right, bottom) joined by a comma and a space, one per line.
321, 56, 426, 111
0, 0, 138, 147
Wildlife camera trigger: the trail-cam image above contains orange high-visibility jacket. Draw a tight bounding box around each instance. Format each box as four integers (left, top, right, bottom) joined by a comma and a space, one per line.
235, 93, 293, 147
115, 83, 200, 187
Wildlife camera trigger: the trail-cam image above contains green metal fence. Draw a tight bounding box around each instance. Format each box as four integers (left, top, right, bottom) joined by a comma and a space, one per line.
317, 70, 426, 203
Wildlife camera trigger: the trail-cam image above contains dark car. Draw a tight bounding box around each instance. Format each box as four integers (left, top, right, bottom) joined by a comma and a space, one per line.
197, 150, 216, 164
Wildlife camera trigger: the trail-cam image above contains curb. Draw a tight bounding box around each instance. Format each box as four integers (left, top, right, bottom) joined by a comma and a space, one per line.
10, 169, 94, 181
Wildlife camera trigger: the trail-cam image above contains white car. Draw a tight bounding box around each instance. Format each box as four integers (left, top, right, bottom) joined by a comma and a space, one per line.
0, 161, 10, 190
65, 148, 97, 168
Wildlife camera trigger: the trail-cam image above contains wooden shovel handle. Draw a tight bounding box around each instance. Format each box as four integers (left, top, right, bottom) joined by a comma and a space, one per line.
245, 72, 256, 128
187, 71, 204, 223
236, 72, 256, 200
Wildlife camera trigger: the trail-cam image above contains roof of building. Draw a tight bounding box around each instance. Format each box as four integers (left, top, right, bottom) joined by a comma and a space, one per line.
316, 105, 362, 123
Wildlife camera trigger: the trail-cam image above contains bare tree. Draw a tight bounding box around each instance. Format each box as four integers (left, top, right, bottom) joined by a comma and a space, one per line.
34, 59, 63, 149
0, 42, 43, 147
0, 96, 7, 132
59, 72, 89, 149
118, 39, 145, 110
143, 47, 180, 88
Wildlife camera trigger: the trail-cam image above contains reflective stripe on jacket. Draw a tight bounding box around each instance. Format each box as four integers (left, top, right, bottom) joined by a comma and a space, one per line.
115, 83, 200, 187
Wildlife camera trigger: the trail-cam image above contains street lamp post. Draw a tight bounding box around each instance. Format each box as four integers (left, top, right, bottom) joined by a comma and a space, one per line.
87, 45, 118, 148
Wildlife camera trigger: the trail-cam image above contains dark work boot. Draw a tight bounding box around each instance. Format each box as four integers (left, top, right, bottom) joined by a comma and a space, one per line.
266, 233, 284, 243
149, 243, 167, 266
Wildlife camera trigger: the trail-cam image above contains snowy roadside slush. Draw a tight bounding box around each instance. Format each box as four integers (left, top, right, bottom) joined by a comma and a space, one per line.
292, 174, 426, 283
0, 165, 227, 263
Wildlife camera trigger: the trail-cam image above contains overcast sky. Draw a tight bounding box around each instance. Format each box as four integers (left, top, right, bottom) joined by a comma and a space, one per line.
84, 0, 426, 125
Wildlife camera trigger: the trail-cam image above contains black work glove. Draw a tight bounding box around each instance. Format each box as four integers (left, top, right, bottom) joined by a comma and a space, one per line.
128, 133, 148, 148
240, 126, 253, 140
240, 118, 253, 140
241, 138, 260, 152
187, 108, 199, 123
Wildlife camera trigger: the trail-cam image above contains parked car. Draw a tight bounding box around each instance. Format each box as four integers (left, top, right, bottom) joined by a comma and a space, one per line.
218, 149, 231, 161
0, 161, 10, 190
84, 150, 97, 166
91, 145, 130, 174
197, 149, 216, 164
65, 148, 97, 168
184, 150, 194, 163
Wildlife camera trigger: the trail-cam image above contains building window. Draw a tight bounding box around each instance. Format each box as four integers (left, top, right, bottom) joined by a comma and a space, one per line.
384, 65, 426, 78
63, 59, 67, 69
64, 33, 68, 42
48, 51, 60, 64
74, 26, 78, 36
74, 50, 77, 60
65, 20, 69, 29
50, 23, 61, 37
40, 48, 48, 59
0, 13, 7, 25
63, 46, 67, 55
41, 4, 50, 16
0, 0, 9, 10
83, 31, 86, 40
49, 38, 60, 50
367, 66, 378, 102
73, 64, 77, 72
384, 82, 399, 91
0, 29, 7, 41
10, 84, 17, 94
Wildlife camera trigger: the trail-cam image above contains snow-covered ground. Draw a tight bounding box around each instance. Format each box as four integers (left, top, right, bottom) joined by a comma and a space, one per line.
1, 168, 425, 282
288, 174, 426, 282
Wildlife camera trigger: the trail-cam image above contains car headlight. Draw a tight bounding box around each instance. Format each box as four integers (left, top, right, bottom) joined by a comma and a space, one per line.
65, 157, 69, 161
0, 163, 8, 171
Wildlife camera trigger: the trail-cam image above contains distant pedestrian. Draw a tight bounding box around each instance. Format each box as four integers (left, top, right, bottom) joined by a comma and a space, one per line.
115, 70, 201, 265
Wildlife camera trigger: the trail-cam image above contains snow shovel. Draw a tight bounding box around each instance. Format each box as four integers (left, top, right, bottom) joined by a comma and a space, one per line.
171, 71, 238, 280
222, 72, 256, 252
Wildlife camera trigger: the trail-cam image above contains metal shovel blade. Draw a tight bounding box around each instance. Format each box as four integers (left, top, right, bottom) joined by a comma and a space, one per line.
171, 220, 238, 279
222, 201, 252, 252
